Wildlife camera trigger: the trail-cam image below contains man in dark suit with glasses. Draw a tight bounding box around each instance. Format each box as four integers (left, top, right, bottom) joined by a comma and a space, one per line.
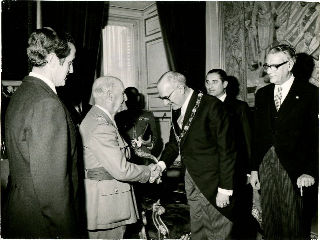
156, 71, 237, 239
250, 44, 318, 240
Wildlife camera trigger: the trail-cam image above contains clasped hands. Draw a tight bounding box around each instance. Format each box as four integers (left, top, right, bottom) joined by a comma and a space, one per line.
148, 164, 162, 184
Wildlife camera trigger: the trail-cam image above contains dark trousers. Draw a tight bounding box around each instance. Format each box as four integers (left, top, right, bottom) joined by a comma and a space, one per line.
185, 170, 233, 240
233, 183, 259, 239
259, 147, 306, 240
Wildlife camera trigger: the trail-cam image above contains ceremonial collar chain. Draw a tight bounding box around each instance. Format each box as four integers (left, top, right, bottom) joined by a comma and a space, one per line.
172, 92, 203, 145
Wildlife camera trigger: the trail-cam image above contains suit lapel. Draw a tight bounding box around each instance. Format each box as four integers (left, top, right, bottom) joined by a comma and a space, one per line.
267, 84, 278, 115
180, 91, 200, 146
181, 91, 198, 128
278, 79, 299, 115
223, 95, 233, 107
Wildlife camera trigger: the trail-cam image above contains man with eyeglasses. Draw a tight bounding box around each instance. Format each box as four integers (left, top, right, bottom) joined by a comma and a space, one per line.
250, 44, 318, 239
155, 71, 237, 239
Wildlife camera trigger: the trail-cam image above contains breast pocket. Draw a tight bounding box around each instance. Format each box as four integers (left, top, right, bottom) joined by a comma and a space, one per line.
97, 181, 132, 224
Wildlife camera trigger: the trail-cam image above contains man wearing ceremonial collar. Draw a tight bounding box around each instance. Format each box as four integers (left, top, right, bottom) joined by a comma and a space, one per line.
156, 71, 237, 239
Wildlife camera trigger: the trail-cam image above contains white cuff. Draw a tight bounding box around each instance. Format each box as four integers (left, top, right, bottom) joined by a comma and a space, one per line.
157, 161, 166, 172
218, 187, 233, 196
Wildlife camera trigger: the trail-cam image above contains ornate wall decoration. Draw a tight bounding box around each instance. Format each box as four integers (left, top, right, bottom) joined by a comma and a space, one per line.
222, 2, 319, 106
223, 2, 247, 101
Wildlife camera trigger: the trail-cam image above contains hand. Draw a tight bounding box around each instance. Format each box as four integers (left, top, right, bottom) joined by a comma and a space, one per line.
250, 171, 260, 190
216, 192, 230, 208
148, 164, 162, 183
297, 174, 315, 188
179, 233, 191, 240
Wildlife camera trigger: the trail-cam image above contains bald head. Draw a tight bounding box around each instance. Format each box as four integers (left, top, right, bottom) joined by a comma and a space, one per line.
157, 71, 187, 90
157, 71, 190, 110
93, 76, 126, 115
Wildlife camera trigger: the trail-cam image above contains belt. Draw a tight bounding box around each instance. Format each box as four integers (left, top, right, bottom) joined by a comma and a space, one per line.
85, 167, 114, 181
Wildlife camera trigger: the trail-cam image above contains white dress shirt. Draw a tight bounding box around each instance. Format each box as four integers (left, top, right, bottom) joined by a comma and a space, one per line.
274, 75, 294, 105
29, 72, 57, 94
218, 92, 227, 102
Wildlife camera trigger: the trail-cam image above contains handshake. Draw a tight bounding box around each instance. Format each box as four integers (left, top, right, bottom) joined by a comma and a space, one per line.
148, 164, 163, 184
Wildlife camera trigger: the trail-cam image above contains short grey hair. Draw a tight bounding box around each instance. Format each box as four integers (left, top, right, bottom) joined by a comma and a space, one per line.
92, 76, 122, 100
268, 44, 296, 62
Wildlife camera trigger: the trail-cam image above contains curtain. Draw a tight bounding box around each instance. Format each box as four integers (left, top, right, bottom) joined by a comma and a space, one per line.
89, 22, 137, 105
1, 1, 37, 80
41, 1, 107, 111
102, 24, 136, 88
157, 2, 206, 92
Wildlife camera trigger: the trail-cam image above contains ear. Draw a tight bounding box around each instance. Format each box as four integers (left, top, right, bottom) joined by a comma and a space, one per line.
46, 52, 56, 64
105, 89, 113, 102
223, 81, 228, 89
288, 59, 295, 71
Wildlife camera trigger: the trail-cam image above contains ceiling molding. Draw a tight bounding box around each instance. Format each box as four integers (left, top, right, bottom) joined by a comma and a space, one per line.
108, 1, 155, 11
109, 6, 144, 18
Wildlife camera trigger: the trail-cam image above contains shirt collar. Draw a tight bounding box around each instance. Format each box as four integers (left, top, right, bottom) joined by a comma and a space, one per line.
274, 75, 295, 104
180, 88, 194, 116
95, 104, 118, 128
277, 75, 294, 90
218, 92, 227, 102
29, 72, 57, 94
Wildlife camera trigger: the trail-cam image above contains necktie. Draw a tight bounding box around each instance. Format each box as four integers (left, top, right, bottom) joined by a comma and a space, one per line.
274, 86, 282, 111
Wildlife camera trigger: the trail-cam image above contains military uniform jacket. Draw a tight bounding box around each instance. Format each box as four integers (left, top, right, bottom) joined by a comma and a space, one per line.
80, 106, 150, 230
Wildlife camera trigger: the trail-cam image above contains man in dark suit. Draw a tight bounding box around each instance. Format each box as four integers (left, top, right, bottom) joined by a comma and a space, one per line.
250, 44, 318, 240
205, 69, 257, 239
3, 28, 82, 238
155, 71, 237, 239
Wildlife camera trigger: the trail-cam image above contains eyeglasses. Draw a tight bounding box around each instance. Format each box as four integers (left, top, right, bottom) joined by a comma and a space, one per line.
263, 61, 288, 71
158, 89, 176, 101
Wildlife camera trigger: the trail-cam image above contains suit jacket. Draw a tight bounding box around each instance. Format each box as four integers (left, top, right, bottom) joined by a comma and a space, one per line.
224, 95, 252, 188
3, 76, 80, 238
252, 79, 319, 184
79, 106, 151, 230
160, 91, 237, 220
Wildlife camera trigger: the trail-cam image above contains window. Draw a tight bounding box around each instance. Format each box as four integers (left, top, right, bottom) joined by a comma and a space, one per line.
101, 21, 137, 88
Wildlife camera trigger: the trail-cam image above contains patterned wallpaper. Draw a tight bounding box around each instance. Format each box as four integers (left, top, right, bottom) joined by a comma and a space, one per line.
222, 1, 319, 106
